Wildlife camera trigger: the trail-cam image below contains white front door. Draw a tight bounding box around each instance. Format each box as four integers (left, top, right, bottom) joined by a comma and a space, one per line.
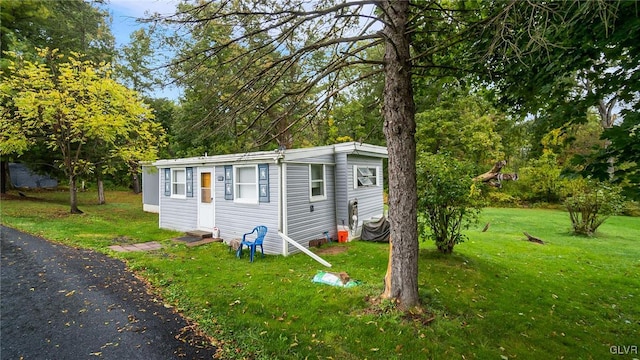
198, 168, 215, 230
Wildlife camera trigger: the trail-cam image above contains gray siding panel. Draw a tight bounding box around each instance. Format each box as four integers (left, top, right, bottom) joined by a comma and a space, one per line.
346, 156, 385, 231
213, 164, 281, 255
159, 167, 198, 231
286, 163, 336, 253
142, 165, 159, 206
334, 153, 348, 231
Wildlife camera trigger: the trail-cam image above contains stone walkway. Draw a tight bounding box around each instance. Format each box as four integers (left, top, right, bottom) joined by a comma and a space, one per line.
108, 241, 162, 252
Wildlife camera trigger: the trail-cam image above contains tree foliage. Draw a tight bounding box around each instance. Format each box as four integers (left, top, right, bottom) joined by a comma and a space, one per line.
565, 179, 625, 236
471, 1, 639, 186
417, 154, 482, 254
0, 0, 115, 193
117, 29, 158, 95
0, 49, 163, 212
0, 0, 114, 65
415, 91, 507, 167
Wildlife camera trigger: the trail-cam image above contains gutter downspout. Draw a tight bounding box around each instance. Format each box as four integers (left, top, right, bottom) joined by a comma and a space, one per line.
281, 162, 288, 256
276, 150, 288, 256
158, 166, 162, 228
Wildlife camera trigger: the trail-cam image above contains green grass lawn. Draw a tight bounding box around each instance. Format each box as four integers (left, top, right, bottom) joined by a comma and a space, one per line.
2, 190, 639, 359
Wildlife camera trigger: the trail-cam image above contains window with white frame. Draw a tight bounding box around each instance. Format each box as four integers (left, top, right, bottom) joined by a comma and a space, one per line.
310, 164, 326, 201
354, 166, 379, 188
172, 169, 186, 196
234, 165, 258, 203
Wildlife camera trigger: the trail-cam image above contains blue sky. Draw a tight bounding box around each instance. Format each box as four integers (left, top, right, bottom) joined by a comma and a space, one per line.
108, 0, 178, 47
106, 0, 181, 99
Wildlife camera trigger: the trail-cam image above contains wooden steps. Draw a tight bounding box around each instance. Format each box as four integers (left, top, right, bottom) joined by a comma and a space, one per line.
186, 230, 213, 239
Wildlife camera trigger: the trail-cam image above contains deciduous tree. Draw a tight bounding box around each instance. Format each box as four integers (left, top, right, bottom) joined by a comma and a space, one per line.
0, 0, 114, 194
1, 49, 161, 212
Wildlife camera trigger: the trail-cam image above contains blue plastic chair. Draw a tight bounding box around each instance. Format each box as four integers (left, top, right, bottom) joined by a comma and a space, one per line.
237, 225, 267, 262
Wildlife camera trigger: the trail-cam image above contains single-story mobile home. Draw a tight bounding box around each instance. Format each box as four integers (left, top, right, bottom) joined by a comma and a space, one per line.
142, 142, 387, 256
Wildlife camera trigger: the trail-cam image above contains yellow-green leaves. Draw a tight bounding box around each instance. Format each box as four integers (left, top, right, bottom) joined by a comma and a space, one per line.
1, 48, 164, 200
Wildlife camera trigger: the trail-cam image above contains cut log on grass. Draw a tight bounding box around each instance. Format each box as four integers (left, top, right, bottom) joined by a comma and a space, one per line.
523, 232, 545, 244
473, 160, 518, 188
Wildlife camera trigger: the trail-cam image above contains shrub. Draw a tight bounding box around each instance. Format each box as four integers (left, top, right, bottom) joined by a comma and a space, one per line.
564, 179, 625, 236
515, 153, 568, 203
485, 189, 521, 208
416, 154, 482, 254
621, 201, 640, 217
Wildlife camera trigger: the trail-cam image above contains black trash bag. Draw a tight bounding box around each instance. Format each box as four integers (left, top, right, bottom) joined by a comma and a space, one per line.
361, 217, 390, 242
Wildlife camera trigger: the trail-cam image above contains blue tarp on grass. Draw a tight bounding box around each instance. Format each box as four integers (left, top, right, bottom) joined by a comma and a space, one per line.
9, 163, 58, 189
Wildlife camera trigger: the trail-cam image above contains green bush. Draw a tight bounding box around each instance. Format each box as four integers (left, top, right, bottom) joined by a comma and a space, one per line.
564, 179, 626, 236
515, 153, 568, 203
621, 201, 640, 217
416, 154, 482, 254
484, 188, 521, 207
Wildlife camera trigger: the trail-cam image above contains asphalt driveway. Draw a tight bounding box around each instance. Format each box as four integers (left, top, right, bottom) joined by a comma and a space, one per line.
1, 226, 217, 359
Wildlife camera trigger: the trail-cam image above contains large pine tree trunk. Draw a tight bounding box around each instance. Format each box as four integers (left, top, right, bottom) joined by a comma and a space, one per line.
380, 0, 419, 310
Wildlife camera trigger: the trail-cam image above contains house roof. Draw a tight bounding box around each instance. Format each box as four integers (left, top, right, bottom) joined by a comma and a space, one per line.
151, 142, 387, 167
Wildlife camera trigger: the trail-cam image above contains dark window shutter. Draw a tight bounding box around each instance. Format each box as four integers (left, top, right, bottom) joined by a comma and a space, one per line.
164, 168, 171, 196
224, 165, 233, 200
186, 167, 194, 197
258, 164, 269, 203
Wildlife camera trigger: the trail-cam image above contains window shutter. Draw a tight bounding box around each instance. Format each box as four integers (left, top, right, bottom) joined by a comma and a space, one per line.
164, 168, 171, 196
258, 164, 269, 203
353, 165, 358, 189
186, 167, 194, 197
224, 165, 233, 200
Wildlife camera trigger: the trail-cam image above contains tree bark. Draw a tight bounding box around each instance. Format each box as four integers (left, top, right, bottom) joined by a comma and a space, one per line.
132, 172, 141, 194
473, 160, 506, 182
523, 232, 544, 244
380, 0, 419, 310
1, 160, 8, 194
130, 161, 141, 194
97, 177, 105, 205
473, 160, 518, 187
69, 175, 83, 214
